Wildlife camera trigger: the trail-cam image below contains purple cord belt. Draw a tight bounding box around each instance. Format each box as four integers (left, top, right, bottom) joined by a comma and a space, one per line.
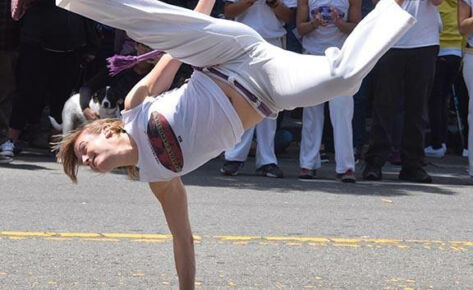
195, 67, 273, 118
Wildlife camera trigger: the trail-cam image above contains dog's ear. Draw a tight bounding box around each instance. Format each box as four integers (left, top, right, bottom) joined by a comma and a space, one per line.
104, 86, 122, 107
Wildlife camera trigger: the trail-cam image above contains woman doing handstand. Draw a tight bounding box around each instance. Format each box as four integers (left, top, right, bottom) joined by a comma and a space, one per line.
55, 0, 414, 288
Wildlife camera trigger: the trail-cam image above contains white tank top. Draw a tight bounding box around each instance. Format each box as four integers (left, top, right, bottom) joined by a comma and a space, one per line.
302, 0, 350, 55
464, 0, 473, 47
394, 0, 440, 48
121, 71, 244, 182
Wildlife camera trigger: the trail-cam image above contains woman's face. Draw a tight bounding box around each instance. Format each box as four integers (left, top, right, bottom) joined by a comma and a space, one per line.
74, 129, 119, 173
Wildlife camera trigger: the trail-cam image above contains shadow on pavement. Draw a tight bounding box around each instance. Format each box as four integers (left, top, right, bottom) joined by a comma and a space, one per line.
0, 148, 56, 171
181, 158, 467, 197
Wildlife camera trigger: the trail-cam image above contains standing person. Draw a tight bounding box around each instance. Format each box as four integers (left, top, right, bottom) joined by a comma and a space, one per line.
296, 0, 361, 182
55, 0, 414, 287
458, 0, 473, 182
219, 0, 296, 178
424, 0, 462, 158
0, 0, 19, 163
0, 0, 97, 157
363, 0, 442, 183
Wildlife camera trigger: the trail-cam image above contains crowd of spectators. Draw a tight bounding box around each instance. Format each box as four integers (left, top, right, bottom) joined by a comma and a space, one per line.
0, 0, 472, 184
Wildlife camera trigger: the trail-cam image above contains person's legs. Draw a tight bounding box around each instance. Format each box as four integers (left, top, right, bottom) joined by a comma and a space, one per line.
390, 97, 404, 164
401, 46, 437, 171
428, 55, 461, 152
258, 0, 414, 110
10, 45, 48, 135
469, 86, 473, 178
254, 117, 282, 178
220, 126, 254, 175
253, 36, 282, 173
1, 44, 48, 156
469, 84, 473, 178
329, 95, 355, 174
364, 49, 404, 173
224, 127, 254, 162
352, 72, 372, 155
428, 56, 448, 149
299, 105, 324, 171
57, 0, 264, 68
462, 53, 473, 176
58, 0, 415, 113
440, 56, 461, 146
0, 51, 18, 140
254, 118, 277, 168
455, 71, 470, 154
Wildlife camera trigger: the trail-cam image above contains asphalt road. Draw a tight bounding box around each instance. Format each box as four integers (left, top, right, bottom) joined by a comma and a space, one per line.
1, 148, 472, 289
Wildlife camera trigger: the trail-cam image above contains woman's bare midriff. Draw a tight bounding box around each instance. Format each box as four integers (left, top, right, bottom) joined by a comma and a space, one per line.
210, 76, 263, 130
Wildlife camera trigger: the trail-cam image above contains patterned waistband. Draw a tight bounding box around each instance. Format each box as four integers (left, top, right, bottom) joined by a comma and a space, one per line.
193, 66, 274, 118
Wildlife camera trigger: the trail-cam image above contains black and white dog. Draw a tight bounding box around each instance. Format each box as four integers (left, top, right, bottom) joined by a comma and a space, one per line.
50, 86, 123, 134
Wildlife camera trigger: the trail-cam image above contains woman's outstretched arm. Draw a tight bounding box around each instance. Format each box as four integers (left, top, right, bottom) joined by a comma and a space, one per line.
124, 54, 183, 110
149, 178, 196, 290
123, 0, 217, 110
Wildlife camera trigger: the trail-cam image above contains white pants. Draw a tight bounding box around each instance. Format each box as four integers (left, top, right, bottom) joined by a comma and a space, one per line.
225, 118, 277, 167
224, 37, 284, 167
57, 0, 415, 116
300, 96, 354, 173
462, 53, 473, 176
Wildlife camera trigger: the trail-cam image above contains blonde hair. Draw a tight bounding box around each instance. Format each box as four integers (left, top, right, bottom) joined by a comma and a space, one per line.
53, 118, 138, 183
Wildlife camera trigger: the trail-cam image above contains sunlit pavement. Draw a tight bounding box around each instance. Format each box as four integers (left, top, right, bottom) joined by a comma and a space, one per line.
1, 148, 472, 289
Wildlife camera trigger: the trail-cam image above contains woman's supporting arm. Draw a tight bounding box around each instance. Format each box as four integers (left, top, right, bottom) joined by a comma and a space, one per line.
149, 178, 196, 290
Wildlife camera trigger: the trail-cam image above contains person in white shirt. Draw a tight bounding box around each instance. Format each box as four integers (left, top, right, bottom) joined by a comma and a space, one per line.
220, 0, 296, 178
363, 0, 442, 183
458, 0, 473, 182
296, 0, 361, 182
55, 0, 413, 287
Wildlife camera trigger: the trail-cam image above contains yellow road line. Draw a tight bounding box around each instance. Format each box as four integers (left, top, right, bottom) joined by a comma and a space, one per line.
1, 231, 472, 251
1, 231, 56, 237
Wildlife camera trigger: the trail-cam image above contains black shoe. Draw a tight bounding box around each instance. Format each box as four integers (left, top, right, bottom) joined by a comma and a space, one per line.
336, 169, 357, 183
399, 167, 432, 183
256, 163, 284, 178
220, 161, 244, 176
362, 163, 382, 181
299, 168, 317, 180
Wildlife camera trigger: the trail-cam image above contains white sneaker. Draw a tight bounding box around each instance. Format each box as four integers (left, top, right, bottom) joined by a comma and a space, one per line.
0, 140, 15, 157
424, 145, 445, 158
463, 149, 469, 158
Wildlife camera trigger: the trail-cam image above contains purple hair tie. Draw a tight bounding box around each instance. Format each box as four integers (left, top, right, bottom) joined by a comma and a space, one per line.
106, 50, 164, 76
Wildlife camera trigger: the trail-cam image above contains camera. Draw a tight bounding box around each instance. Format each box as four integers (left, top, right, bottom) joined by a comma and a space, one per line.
311, 6, 345, 24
